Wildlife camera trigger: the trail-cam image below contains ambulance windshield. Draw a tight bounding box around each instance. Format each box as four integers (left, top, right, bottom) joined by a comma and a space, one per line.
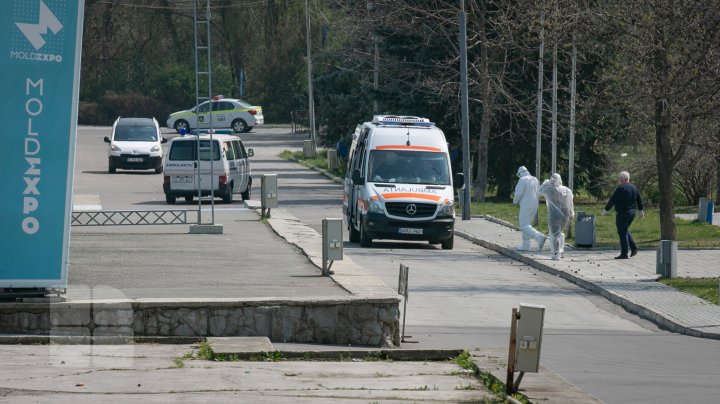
368, 150, 450, 185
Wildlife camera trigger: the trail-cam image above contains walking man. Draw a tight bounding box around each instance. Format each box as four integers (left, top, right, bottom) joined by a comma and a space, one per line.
538, 173, 575, 260
603, 171, 644, 259
513, 166, 546, 251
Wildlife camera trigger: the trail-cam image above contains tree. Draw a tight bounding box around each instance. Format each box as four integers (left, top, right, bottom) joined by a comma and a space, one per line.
601, 1, 720, 239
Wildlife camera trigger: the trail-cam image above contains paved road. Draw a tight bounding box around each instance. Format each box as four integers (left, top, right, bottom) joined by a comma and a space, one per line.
241, 128, 720, 404
68, 126, 344, 299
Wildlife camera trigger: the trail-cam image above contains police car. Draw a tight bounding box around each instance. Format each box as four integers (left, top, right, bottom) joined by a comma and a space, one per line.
167, 96, 264, 134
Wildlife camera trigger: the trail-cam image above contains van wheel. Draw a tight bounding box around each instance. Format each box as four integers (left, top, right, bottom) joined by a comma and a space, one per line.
222, 183, 233, 204
154, 165, 163, 174
108, 159, 116, 174
441, 234, 454, 250
184, 196, 193, 202
232, 119, 248, 133
349, 220, 360, 242
241, 179, 251, 200
359, 219, 372, 247
166, 195, 176, 204
174, 120, 189, 134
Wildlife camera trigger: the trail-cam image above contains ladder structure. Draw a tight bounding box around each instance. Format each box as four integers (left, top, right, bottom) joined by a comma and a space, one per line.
193, 0, 216, 224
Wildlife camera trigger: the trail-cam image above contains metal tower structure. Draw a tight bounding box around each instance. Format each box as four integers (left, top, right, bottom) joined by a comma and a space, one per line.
193, 0, 216, 224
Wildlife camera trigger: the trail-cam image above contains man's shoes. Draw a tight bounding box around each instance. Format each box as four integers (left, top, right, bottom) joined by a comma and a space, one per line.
537, 235, 547, 251
614, 255, 629, 260
630, 248, 638, 257
551, 253, 560, 261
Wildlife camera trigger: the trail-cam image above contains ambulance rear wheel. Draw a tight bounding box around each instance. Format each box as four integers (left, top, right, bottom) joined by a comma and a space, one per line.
359, 219, 372, 247
166, 195, 176, 204
349, 221, 360, 243
241, 179, 251, 200
222, 183, 233, 204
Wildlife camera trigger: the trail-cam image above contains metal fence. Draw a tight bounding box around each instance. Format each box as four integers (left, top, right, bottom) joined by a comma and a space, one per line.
71, 210, 198, 226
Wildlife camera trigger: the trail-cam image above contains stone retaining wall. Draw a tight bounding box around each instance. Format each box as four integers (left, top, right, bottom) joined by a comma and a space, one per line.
0, 297, 400, 346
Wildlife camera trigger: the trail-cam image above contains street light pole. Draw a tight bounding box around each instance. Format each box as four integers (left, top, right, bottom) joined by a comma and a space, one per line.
459, 0, 471, 220
305, 0, 317, 156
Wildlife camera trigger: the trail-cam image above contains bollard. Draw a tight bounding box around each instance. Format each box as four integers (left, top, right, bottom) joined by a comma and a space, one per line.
656, 240, 677, 278
303, 140, 315, 158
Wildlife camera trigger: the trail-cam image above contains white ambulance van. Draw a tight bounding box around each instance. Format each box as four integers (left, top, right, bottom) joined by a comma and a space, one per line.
343, 115, 462, 249
162, 134, 253, 204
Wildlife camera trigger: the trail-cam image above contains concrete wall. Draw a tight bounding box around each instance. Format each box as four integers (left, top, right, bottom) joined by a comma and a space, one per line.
0, 297, 400, 346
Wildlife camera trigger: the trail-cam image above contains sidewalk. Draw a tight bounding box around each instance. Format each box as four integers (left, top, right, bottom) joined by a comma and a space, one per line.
454, 216, 720, 340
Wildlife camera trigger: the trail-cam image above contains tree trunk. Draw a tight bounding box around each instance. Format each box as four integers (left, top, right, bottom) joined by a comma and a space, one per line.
655, 97, 676, 240
473, 3, 491, 201
715, 151, 720, 206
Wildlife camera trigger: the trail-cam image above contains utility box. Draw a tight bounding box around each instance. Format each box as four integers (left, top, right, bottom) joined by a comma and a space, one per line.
327, 149, 338, 171
656, 240, 677, 278
261, 174, 278, 209
698, 197, 709, 223
574, 211, 596, 248
322, 218, 343, 262
514, 303, 545, 373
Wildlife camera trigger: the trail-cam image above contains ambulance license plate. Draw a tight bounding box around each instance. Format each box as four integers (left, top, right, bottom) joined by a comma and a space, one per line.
398, 228, 423, 235
172, 175, 193, 184
127, 157, 144, 162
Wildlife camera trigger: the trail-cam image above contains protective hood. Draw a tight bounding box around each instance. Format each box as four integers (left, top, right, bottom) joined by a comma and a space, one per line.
517, 166, 529, 178
549, 173, 562, 186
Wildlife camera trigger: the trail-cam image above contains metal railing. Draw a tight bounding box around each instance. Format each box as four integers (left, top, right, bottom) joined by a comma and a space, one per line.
71, 210, 198, 226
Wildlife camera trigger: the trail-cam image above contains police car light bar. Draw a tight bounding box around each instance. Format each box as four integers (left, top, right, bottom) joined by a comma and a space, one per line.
372, 115, 434, 127
190, 129, 234, 135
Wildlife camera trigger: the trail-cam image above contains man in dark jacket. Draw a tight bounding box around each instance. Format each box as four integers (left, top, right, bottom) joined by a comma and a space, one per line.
603, 171, 644, 259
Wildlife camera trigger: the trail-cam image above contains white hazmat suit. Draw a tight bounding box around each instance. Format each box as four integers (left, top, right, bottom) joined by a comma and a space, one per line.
538, 173, 575, 260
513, 166, 546, 251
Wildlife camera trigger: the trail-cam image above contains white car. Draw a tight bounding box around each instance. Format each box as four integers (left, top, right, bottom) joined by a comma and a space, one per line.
103, 117, 166, 174
166, 96, 264, 134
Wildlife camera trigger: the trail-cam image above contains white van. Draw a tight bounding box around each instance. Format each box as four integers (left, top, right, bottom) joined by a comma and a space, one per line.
104, 117, 166, 174
162, 134, 253, 204
343, 115, 462, 249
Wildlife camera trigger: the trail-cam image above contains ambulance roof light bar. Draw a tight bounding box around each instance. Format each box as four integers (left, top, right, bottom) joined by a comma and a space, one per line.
372, 115, 434, 127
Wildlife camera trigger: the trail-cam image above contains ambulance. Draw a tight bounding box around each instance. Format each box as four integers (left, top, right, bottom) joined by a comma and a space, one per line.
162, 134, 253, 204
343, 115, 462, 249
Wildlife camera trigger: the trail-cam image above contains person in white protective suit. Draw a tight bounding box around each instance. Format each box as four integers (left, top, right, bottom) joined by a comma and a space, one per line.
538, 173, 575, 261
513, 166, 547, 251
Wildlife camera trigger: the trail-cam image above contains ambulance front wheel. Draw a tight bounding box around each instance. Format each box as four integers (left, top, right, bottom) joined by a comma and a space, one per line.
441, 234, 454, 250
360, 219, 372, 247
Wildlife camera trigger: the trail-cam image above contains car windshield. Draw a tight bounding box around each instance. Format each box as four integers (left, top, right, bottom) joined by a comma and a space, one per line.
368, 150, 450, 185
168, 140, 221, 161
114, 124, 158, 141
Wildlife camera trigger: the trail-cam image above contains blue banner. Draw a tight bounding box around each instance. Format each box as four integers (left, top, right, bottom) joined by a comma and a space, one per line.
0, 0, 84, 288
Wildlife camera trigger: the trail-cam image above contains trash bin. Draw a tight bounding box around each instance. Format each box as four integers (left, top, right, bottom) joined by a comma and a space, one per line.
575, 211, 596, 248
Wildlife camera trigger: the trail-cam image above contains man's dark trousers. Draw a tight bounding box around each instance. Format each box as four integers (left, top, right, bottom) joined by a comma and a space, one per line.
616, 210, 637, 257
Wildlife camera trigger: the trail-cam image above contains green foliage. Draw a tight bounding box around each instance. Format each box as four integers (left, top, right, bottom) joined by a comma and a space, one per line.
196, 339, 215, 360
659, 277, 720, 304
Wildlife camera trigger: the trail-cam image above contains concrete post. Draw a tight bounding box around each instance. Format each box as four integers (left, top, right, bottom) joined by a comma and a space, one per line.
656, 240, 677, 278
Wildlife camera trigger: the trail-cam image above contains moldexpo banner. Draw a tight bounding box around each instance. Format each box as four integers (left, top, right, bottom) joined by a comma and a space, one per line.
0, 0, 84, 289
